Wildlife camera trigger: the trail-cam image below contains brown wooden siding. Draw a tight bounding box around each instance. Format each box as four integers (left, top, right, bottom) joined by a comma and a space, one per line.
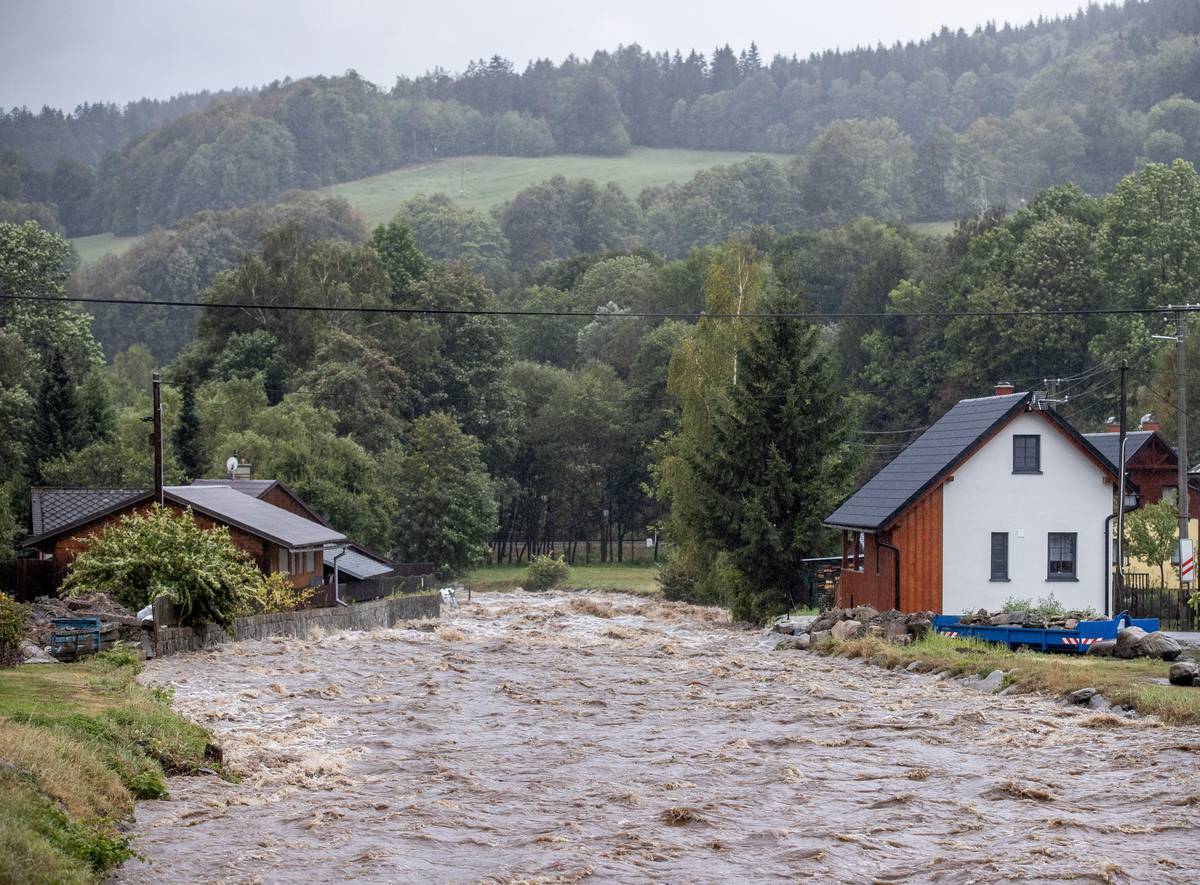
887, 483, 943, 613
833, 482, 944, 613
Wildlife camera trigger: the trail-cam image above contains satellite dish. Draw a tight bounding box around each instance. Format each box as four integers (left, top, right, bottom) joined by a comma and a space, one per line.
225, 456, 239, 474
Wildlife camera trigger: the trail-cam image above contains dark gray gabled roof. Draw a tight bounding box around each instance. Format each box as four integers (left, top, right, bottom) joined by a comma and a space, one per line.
1081, 431, 1158, 471
826, 392, 1031, 531
165, 485, 345, 549
30, 488, 146, 537
191, 479, 277, 496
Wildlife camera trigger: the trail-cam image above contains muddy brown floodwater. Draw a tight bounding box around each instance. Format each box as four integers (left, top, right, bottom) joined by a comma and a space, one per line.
115, 591, 1200, 884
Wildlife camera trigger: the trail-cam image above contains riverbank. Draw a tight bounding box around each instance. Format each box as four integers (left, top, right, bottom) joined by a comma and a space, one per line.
0, 648, 218, 884
817, 631, 1200, 725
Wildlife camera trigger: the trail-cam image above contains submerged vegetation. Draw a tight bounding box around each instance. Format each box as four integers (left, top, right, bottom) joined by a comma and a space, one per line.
0, 648, 217, 883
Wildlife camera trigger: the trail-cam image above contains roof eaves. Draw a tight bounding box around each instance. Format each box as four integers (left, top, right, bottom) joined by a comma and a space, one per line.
23, 491, 154, 548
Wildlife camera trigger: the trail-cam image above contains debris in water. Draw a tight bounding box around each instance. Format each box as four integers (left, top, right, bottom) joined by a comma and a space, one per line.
989, 781, 1055, 802
436, 624, 465, 641
661, 806, 704, 826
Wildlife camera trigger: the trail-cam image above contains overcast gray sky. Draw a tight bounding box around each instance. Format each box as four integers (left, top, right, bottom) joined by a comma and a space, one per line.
1, 0, 1093, 110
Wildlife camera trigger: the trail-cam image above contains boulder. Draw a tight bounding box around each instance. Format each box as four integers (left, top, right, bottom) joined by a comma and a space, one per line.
775, 634, 810, 652
906, 618, 932, 640
849, 605, 879, 624
832, 620, 866, 641
810, 609, 847, 633
883, 621, 911, 644
987, 613, 1010, 626
905, 660, 934, 673
772, 621, 798, 635
1139, 631, 1182, 661
1115, 626, 1148, 659
810, 629, 833, 646
1067, 687, 1099, 705
1086, 639, 1117, 657
1169, 661, 1200, 687
18, 641, 58, 664
964, 669, 1006, 693
867, 624, 885, 638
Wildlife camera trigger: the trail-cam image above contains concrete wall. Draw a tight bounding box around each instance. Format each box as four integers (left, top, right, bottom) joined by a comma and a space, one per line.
942, 411, 1113, 613
152, 592, 440, 657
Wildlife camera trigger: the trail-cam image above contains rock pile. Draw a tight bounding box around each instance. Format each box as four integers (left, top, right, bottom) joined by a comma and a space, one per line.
773, 605, 935, 650
21, 592, 145, 662
957, 608, 1099, 630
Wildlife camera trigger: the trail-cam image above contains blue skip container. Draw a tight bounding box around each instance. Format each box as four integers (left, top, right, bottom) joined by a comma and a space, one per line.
933, 611, 1160, 653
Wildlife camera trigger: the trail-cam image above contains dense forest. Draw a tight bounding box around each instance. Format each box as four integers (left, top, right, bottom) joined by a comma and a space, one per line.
1, 0, 1199, 236
5, 0, 1200, 618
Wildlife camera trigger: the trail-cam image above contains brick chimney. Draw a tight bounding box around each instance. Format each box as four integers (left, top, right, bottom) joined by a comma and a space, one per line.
994, 381, 1015, 396
1139, 413, 1161, 432
1104, 416, 1120, 433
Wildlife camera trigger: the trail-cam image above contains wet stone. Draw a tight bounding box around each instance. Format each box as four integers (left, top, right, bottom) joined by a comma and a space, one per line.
1169, 661, 1199, 686
1067, 687, 1099, 704
832, 620, 866, 641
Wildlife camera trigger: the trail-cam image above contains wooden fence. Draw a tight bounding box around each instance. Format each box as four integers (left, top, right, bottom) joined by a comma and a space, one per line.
0, 559, 66, 602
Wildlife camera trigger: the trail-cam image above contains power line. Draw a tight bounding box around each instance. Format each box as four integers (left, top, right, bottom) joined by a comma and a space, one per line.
4, 292, 1200, 322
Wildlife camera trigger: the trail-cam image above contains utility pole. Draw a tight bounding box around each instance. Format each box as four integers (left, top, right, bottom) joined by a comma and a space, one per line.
1116, 361, 1128, 610
152, 372, 163, 505
1177, 308, 1192, 618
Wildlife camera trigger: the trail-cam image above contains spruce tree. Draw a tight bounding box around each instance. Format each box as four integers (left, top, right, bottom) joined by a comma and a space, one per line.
27, 348, 82, 483
688, 290, 857, 621
173, 376, 206, 481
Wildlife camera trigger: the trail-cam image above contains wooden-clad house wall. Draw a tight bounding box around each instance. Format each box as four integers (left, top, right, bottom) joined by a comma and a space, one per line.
885, 483, 943, 613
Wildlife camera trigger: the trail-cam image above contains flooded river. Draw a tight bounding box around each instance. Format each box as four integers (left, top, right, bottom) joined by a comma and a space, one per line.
116, 591, 1200, 884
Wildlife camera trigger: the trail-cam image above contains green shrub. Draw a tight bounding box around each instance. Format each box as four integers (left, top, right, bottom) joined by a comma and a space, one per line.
62, 505, 263, 629
0, 592, 27, 668
525, 554, 570, 592
657, 557, 699, 602
1001, 596, 1033, 613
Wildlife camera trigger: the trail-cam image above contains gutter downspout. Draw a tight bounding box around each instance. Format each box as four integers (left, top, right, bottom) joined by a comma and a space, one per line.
875, 532, 901, 611
331, 548, 349, 607
1103, 512, 1116, 619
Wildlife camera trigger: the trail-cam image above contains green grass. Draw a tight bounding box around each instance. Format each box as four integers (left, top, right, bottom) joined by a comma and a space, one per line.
319, 147, 791, 226
69, 232, 141, 268
0, 648, 217, 883
823, 631, 1200, 725
464, 562, 661, 596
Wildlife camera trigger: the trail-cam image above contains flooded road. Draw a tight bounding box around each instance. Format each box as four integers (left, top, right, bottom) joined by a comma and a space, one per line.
117, 591, 1200, 884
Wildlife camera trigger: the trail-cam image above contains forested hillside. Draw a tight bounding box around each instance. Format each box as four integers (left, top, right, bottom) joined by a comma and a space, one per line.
1, 0, 1199, 237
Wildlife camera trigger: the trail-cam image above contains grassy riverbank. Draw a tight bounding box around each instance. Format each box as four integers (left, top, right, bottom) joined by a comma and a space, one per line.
0, 648, 217, 884
822, 632, 1200, 724
464, 562, 661, 595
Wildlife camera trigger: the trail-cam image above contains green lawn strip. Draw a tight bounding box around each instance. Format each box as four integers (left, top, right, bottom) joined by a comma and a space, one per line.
464, 563, 661, 596
818, 632, 1200, 724
0, 648, 218, 883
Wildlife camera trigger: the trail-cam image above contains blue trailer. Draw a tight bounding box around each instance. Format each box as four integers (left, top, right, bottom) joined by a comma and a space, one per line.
933, 611, 1160, 654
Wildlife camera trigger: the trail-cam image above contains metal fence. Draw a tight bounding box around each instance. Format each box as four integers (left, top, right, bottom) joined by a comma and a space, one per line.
305, 571, 435, 608
1114, 584, 1196, 631
491, 540, 665, 565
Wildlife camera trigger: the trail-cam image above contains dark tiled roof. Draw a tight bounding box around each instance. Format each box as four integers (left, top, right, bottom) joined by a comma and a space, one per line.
324, 545, 394, 580
166, 485, 345, 549
826, 392, 1030, 530
1081, 431, 1157, 470
30, 488, 145, 537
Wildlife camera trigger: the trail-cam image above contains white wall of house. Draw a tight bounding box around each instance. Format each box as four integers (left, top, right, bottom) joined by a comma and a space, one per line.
941, 411, 1112, 614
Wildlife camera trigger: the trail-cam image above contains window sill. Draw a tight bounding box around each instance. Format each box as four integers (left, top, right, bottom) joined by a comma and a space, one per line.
1012, 469, 1043, 475
989, 577, 1010, 582
1046, 576, 1079, 582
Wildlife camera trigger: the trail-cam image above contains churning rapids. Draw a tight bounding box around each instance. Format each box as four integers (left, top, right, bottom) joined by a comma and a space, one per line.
116, 591, 1200, 884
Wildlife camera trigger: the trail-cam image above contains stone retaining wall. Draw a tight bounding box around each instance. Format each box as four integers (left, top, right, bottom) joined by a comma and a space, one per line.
152, 592, 441, 657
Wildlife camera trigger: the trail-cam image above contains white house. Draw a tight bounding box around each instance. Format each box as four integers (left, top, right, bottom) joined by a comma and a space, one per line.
825, 385, 1117, 614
